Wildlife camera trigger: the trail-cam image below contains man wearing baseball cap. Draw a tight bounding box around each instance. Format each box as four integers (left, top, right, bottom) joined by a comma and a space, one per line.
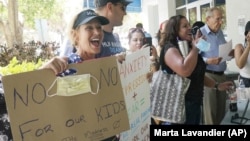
94, 0, 132, 58
59, 0, 132, 58
94, 1, 132, 141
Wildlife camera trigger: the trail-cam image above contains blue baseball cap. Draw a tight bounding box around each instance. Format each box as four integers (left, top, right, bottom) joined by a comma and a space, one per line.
73, 9, 109, 29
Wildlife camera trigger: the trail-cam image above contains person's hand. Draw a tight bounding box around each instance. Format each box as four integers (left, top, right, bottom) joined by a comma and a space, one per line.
149, 56, 156, 61
191, 35, 200, 48
192, 32, 205, 50
146, 72, 153, 83
194, 29, 203, 39
149, 45, 158, 62
206, 57, 222, 65
218, 81, 234, 91
142, 44, 150, 48
115, 52, 126, 63
228, 49, 235, 58
246, 32, 250, 49
40, 56, 68, 74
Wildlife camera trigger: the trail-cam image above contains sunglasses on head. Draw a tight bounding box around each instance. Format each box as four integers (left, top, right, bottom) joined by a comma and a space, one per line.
129, 28, 143, 34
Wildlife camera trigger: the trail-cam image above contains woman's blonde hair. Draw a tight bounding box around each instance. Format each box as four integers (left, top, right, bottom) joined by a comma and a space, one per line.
66, 11, 82, 47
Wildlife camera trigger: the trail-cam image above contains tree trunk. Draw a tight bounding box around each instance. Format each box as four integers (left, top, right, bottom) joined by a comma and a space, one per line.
5, 0, 23, 48
0, 19, 11, 47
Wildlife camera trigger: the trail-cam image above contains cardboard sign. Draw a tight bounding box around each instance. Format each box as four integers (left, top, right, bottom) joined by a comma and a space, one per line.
2, 56, 129, 141
119, 48, 151, 141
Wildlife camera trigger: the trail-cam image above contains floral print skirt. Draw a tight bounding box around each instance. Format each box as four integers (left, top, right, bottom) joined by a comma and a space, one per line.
0, 92, 13, 141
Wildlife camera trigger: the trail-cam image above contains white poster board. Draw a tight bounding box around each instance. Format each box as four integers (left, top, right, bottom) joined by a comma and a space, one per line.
118, 48, 151, 141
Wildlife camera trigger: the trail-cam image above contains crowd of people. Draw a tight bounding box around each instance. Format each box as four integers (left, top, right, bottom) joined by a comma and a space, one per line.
41, 3, 237, 127
1, 0, 250, 140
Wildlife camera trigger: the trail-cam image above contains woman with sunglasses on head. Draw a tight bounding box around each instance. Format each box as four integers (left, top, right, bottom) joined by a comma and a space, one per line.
127, 27, 158, 76
127, 27, 161, 125
127, 28, 158, 61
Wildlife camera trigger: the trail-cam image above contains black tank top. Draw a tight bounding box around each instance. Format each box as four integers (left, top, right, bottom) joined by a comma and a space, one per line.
160, 43, 206, 104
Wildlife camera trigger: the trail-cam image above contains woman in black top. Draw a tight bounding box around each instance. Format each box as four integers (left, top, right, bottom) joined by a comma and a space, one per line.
158, 15, 233, 124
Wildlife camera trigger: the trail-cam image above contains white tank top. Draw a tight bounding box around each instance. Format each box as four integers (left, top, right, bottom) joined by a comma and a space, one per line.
240, 50, 250, 78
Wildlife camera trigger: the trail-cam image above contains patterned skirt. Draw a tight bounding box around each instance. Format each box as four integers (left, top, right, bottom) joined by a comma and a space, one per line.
0, 92, 13, 141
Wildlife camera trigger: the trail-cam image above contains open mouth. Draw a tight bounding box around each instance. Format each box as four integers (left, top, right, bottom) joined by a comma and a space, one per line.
91, 38, 100, 48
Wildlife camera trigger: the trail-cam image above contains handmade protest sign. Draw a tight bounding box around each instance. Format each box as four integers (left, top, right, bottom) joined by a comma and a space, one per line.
118, 48, 151, 141
2, 56, 129, 141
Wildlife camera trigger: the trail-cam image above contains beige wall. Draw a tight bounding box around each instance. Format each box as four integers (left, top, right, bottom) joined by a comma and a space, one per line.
226, 0, 250, 47
157, 0, 176, 23
142, 0, 176, 45
225, 0, 250, 72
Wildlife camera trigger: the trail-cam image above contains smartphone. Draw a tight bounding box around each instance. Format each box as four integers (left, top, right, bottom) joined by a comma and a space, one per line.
143, 37, 153, 56
191, 26, 202, 38
144, 37, 152, 46
191, 26, 199, 36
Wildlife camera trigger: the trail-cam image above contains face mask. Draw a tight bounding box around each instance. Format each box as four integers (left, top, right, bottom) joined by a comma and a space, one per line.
47, 74, 99, 97
196, 38, 210, 52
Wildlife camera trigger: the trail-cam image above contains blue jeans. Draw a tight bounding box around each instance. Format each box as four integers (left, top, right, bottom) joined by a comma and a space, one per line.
239, 76, 250, 87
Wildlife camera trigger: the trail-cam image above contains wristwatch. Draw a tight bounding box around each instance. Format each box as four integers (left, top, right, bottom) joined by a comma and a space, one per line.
214, 82, 219, 90
203, 57, 208, 64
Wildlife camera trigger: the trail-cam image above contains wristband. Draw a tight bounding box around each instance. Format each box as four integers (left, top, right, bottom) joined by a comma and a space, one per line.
214, 82, 219, 90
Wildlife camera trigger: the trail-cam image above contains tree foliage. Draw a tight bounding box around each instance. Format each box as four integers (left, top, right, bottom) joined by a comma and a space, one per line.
0, 0, 64, 28
0, 0, 65, 66
0, 0, 65, 38
18, 0, 64, 28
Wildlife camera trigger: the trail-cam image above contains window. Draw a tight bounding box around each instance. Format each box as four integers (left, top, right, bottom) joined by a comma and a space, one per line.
189, 7, 197, 26
200, 3, 210, 21
188, 0, 198, 4
176, 0, 186, 7
215, 0, 226, 31
175, 0, 226, 31
176, 8, 187, 17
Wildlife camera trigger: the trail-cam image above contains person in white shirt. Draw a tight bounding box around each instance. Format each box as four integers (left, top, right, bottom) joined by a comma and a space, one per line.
234, 21, 250, 87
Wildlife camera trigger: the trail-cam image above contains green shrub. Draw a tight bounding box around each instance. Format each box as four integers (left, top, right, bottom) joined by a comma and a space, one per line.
0, 57, 44, 76
0, 42, 58, 76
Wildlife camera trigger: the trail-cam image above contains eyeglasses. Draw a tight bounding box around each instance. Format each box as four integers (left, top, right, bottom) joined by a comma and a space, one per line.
211, 16, 224, 22
128, 28, 145, 39
216, 17, 224, 22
